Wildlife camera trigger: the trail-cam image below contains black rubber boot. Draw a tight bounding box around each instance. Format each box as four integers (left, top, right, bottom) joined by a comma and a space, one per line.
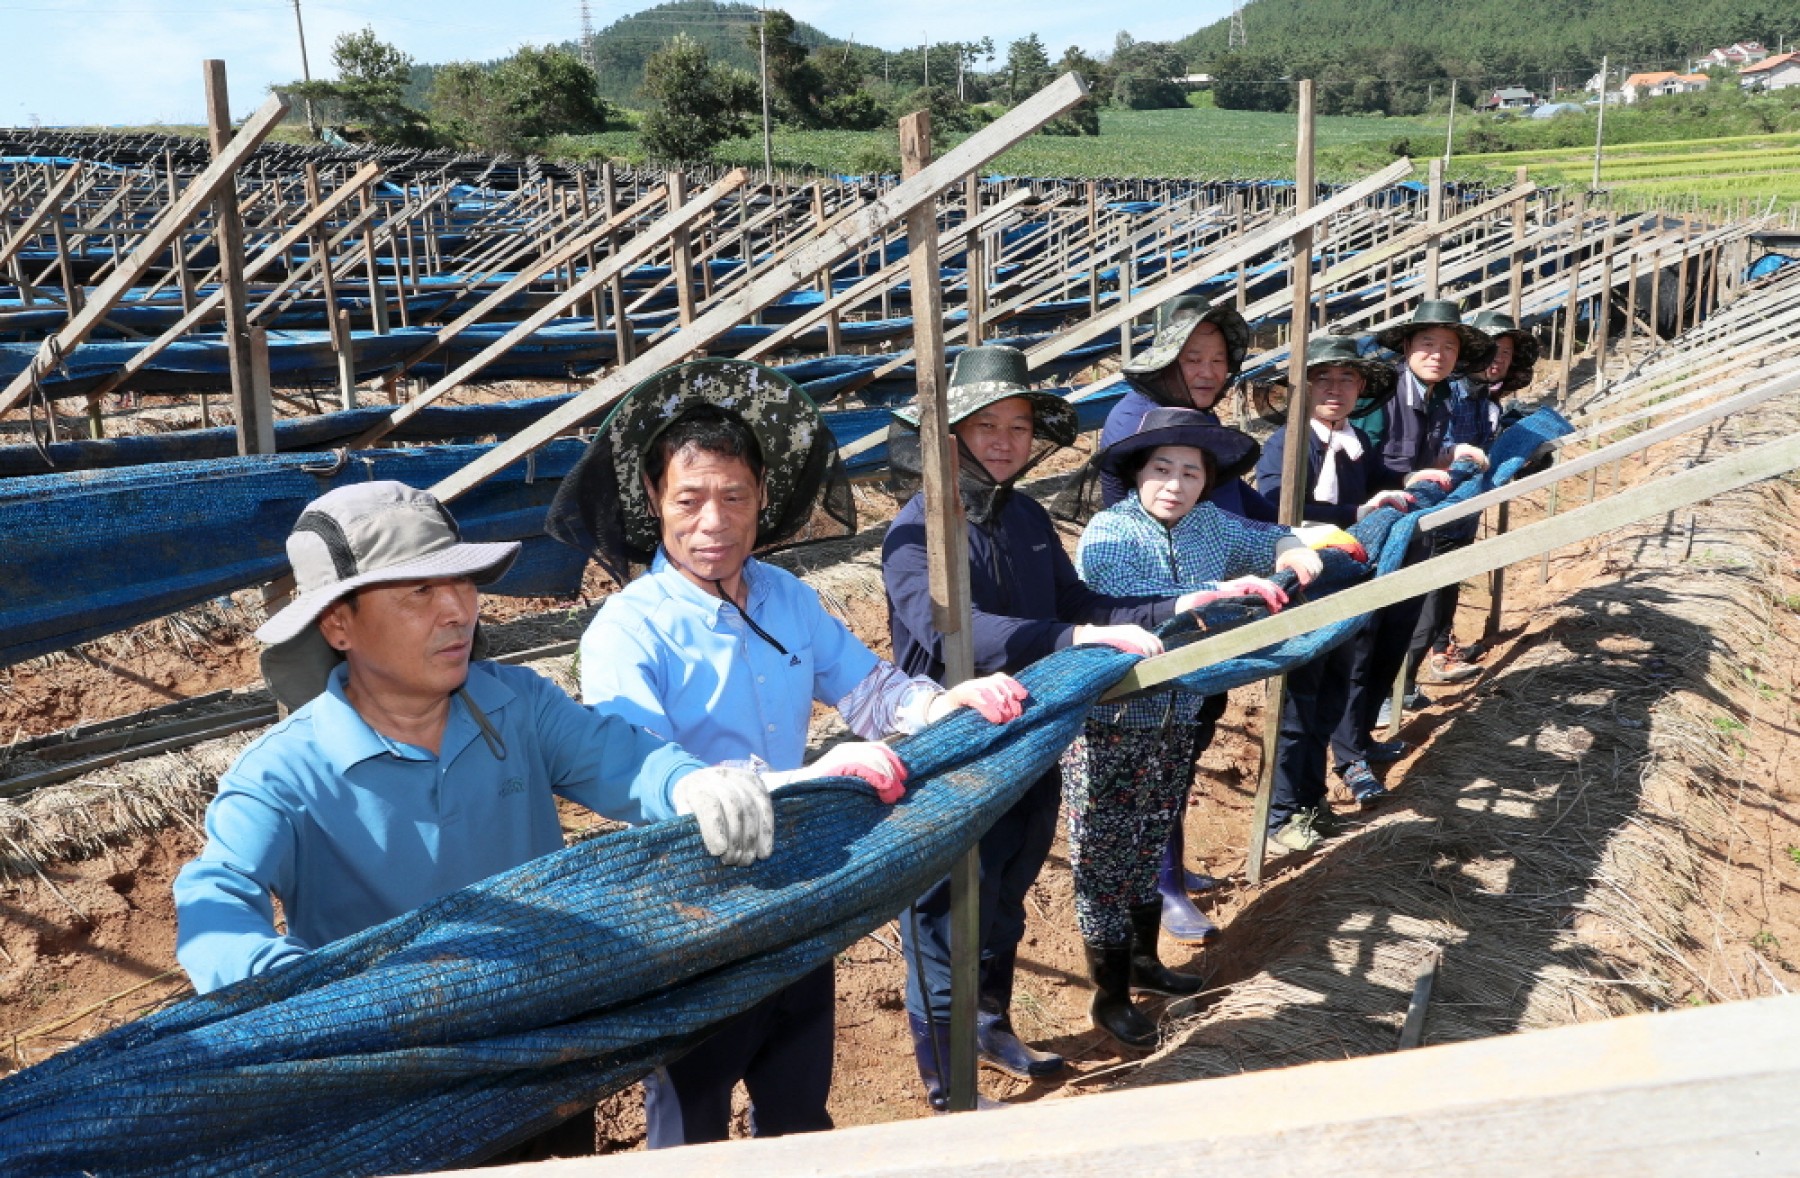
1084, 942, 1157, 1049
1128, 902, 1206, 997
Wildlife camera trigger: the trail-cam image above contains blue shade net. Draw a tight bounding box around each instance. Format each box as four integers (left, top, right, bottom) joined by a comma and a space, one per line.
0, 410, 1569, 1177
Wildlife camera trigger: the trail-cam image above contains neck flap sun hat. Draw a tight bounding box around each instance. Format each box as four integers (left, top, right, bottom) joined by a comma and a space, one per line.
1121, 294, 1252, 409
887, 344, 1077, 525
1097, 406, 1260, 487
1303, 334, 1398, 417
545, 358, 855, 586
1467, 310, 1540, 392
1374, 298, 1495, 373
257, 481, 520, 711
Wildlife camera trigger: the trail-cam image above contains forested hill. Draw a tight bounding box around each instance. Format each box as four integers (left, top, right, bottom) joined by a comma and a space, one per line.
1180, 0, 1793, 102
589, 0, 841, 101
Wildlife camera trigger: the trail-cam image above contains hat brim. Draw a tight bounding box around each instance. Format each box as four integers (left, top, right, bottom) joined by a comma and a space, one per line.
254, 540, 519, 647
893, 386, 1079, 448
1122, 306, 1252, 381
1099, 422, 1260, 485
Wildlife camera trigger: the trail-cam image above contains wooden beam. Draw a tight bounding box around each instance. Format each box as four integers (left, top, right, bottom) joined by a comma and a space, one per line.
429, 71, 1091, 503
0, 162, 83, 271
478, 996, 1800, 1177
0, 86, 289, 417
1102, 418, 1800, 700
1023, 159, 1414, 374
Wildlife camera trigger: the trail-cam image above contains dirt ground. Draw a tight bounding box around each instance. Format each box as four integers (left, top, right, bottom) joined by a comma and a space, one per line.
4, 383, 1799, 1154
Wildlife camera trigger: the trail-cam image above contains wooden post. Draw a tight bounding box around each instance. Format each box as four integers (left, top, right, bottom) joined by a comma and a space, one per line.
49, 206, 83, 317
602, 163, 634, 366
304, 164, 355, 411
1424, 156, 1444, 300
1648, 248, 1664, 343
1248, 79, 1316, 888
1483, 501, 1509, 640
1508, 167, 1528, 322
963, 173, 986, 345
361, 190, 389, 335
1087, 181, 1101, 316
204, 60, 272, 455
669, 170, 697, 329
812, 184, 842, 355
1558, 195, 1586, 398
900, 110, 980, 1115
1592, 221, 1616, 394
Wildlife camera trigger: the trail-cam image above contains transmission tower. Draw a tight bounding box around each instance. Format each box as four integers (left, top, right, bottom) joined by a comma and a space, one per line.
1229, 0, 1247, 50
579, 0, 597, 71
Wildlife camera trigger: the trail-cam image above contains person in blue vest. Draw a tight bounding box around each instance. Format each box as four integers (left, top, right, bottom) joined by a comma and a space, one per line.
1255, 337, 1416, 850
1395, 310, 1541, 705
1069, 406, 1324, 1044
1089, 294, 1269, 944
883, 345, 1225, 1106
174, 480, 765, 1162
546, 359, 1028, 1143
1331, 300, 1494, 792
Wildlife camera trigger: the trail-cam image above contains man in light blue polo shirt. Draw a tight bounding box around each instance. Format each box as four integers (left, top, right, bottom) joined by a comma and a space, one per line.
549, 360, 1028, 1139
174, 481, 777, 1159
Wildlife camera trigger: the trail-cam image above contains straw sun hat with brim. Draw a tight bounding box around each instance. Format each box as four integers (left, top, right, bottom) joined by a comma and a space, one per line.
256, 481, 520, 710
545, 358, 854, 586
1097, 406, 1262, 486
1467, 310, 1541, 391
1373, 299, 1495, 371
890, 345, 1079, 446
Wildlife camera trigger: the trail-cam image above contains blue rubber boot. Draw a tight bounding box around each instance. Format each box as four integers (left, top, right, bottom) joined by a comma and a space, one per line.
1157, 823, 1220, 945
976, 950, 1064, 1079
908, 1014, 1009, 1111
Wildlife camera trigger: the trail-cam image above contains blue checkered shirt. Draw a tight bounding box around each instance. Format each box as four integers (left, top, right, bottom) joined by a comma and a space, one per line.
1077, 494, 1291, 728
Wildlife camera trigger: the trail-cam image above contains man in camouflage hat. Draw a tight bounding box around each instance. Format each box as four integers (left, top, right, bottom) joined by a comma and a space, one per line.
551, 359, 1029, 1143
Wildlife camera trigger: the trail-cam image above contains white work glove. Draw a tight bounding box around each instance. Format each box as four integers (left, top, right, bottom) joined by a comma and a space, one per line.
1273, 545, 1323, 584
1403, 469, 1453, 492
671, 766, 774, 866
925, 673, 1029, 726
1072, 623, 1164, 656
1357, 490, 1416, 521
1450, 444, 1489, 470
806, 741, 909, 803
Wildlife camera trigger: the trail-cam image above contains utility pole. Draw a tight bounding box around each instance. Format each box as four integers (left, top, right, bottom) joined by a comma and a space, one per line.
1229, 0, 1247, 50
290, 0, 317, 137
1592, 55, 1609, 193
923, 38, 930, 89
1443, 77, 1457, 165
757, 3, 773, 176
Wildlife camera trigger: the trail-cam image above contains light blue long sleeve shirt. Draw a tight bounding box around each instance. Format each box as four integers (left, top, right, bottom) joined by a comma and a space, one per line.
173, 659, 706, 994
579, 552, 879, 772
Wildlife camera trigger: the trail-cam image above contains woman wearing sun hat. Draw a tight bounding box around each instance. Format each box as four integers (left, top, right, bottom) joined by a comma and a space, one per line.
549, 358, 1029, 1143
883, 345, 1230, 1102
1065, 405, 1321, 1046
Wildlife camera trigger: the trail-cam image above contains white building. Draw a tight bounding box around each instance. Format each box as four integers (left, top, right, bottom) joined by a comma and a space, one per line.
1740, 52, 1800, 91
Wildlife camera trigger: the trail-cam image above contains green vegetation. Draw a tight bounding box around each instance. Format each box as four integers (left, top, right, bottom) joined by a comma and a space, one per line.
551, 102, 1439, 179
638, 34, 758, 163
1181, 0, 1793, 116
587, 0, 838, 103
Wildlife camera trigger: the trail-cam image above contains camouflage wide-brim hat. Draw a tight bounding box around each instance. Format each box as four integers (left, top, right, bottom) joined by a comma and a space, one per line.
546, 359, 842, 577
1122, 297, 1252, 381
1374, 299, 1494, 370
891, 345, 1078, 447
1468, 310, 1541, 389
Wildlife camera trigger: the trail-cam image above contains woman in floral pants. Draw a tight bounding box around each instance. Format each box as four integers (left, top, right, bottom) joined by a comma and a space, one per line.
1063, 407, 1320, 1047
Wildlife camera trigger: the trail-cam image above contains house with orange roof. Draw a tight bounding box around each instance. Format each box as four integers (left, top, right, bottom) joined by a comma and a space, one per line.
1619, 71, 1677, 103
1666, 72, 1711, 94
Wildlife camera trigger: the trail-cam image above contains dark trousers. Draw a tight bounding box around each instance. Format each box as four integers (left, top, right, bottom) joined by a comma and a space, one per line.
1330, 595, 1426, 767
1271, 638, 1358, 830
1406, 528, 1477, 678
643, 962, 836, 1148
901, 768, 1063, 1024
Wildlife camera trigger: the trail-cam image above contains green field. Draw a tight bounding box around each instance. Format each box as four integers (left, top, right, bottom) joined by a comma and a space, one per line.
1456, 131, 1800, 212
549, 104, 1439, 182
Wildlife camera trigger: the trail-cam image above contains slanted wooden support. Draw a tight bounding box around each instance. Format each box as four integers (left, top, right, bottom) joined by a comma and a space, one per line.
1022, 159, 1414, 375
899, 108, 981, 1116
430, 72, 1093, 504
202, 62, 269, 453
0, 162, 83, 272
352, 170, 748, 450
0, 81, 288, 419
1248, 80, 1316, 888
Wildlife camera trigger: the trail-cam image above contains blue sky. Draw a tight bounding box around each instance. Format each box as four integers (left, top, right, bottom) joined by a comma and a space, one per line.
4, 0, 1226, 126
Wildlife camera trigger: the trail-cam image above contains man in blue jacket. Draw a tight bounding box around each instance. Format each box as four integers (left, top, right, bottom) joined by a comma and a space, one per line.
884, 345, 1220, 1103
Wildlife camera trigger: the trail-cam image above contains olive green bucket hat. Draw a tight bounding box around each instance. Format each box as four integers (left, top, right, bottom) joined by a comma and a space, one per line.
1303, 335, 1397, 404
546, 358, 855, 584
1468, 310, 1541, 391
1374, 299, 1494, 370
891, 345, 1078, 447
